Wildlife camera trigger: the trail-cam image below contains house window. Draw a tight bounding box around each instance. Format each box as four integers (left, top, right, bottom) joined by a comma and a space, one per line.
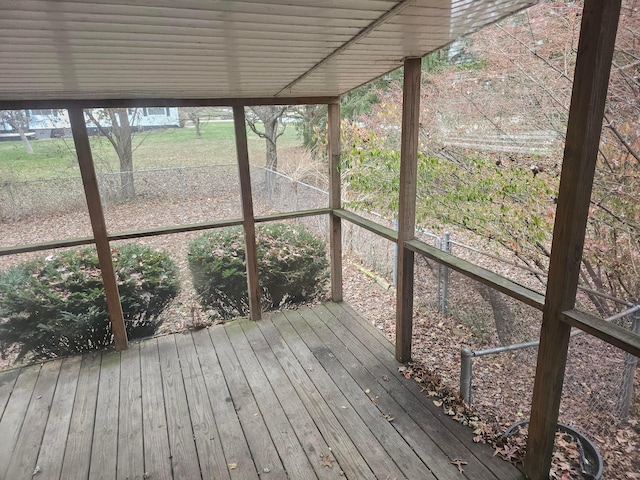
146, 107, 166, 116
30, 109, 54, 116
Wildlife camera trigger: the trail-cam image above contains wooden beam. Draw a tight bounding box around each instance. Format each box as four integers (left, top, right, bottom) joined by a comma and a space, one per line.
233, 106, 261, 321
334, 209, 398, 243
524, 1, 622, 477
68, 107, 128, 351
395, 57, 421, 363
0, 96, 340, 111
405, 238, 545, 311
328, 103, 343, 302
562, 309, 640, 357
0, 210, 330, 258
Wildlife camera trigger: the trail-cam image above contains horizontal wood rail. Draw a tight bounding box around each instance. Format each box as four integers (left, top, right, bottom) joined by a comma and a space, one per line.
562, 308, 640, 357
333, 209, 398, 243
0, 96, 340, 111
255, 208, 329, 223
405, 238, 545, 311
0, 209, 328, 257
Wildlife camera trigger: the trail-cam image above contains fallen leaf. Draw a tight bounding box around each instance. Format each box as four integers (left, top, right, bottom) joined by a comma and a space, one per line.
322, 454, 335, 468
228, 463, 237, 470
451, 458, 467, 474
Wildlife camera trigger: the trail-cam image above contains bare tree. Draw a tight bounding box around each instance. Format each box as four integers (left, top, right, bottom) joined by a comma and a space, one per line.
179, 107, 212, 139
86, 108, 136, 200
0, 110, 34, 154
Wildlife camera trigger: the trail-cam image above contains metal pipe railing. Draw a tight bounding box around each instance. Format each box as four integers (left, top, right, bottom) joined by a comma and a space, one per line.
460, 304, 640, 404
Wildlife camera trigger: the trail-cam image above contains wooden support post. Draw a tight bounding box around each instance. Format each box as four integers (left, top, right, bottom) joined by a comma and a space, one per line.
328, 102, 343, 302
233, 106, 261, 320
395, 57, 421, 363
524, 1, 621, 478
68, 107, 128, 350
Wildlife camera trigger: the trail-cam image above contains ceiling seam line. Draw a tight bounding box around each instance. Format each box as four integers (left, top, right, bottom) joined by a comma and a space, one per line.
274, 0, 419, 97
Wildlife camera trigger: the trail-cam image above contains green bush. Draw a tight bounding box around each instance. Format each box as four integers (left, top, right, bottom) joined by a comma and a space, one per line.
0, 244, 179, 360
188, 223, 329, 319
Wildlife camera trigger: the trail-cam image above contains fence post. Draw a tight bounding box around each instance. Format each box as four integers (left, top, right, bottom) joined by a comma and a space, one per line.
618, 307, 640, 422
178, 167, 186, 200
442, 231, 451, 314
460, 347, 473, 404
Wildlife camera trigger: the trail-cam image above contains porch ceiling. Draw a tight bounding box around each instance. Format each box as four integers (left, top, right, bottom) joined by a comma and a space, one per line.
0, 0, 534, 102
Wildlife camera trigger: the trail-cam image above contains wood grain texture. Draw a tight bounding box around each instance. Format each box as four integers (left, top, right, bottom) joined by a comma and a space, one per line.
233, 105, 261, 321
5, 360, 61, 480
328, 102, 343, 302
0, 364, 41, 478
257, 315, 377, 480
322, 303, 522, 480
89, 351, 121, 480
139, 339, 172, 480
36, 356, 82, 480
69, 107, 127, 350
174, 332, 230, 480
272, 311, 406, 479
117, 344, 144, 480
0, 368, 21, 420
191, 328, 258, 480
156, 335, 201, 479
525, 1, 622, 477
208, 324, 286, 477
226, 321, 317, 479
60, 353, 101, 480
396, 57, 422, 362
288, 308, 441, 480
240, 320, 343, 480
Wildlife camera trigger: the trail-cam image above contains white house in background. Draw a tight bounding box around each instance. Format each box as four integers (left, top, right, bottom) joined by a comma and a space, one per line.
0, 107, 180, 139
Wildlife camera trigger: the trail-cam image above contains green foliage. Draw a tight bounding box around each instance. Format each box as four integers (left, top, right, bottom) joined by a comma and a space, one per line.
342, 126, 555, 259
188, 223, 329, 319
0, 244, 180, 360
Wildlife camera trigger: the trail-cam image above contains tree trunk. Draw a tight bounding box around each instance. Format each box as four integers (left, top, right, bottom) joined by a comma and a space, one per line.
18, 128, 33, 154
112, 109, 135, 200
194, 117, 202, 139
477, 284, 515, 345
264, 116, 278, 197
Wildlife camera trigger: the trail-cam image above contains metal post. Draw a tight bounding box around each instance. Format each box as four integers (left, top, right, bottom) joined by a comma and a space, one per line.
442, 231, 451, 314
460, 348, 473, 404
618, 307, 640, 422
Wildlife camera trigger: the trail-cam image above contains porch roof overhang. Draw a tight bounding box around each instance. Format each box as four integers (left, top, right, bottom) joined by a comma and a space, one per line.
0, 0, 534, 104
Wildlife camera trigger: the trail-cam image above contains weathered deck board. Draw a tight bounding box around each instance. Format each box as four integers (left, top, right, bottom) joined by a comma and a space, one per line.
5, 360, 61, 479
0, 303, 525, 480
89, 351, 120, 480
60, 353, 101, 480
156, 335, 201, 479
36, 356, 82, 480
225, 321, 318, 478
174, 332, 230, 480
117, 344, 145, 480
209, 323, 287, 477
139, 339, 172, 480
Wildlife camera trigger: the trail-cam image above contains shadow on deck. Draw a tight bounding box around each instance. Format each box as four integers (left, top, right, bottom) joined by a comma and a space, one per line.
0, 302, 525, 480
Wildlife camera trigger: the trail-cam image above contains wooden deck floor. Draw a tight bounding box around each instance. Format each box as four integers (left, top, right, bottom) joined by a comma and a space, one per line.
0, 302, 525, 480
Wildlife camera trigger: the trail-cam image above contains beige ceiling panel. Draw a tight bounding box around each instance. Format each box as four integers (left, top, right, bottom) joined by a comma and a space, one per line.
0, 0, 536, 102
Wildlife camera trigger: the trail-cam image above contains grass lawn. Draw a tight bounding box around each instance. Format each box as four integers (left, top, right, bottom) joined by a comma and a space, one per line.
0, 121, 302, 180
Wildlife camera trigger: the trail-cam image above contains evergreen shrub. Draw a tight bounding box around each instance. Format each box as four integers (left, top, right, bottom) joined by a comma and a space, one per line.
188, 223, 328, 319
0, 244, 179, 360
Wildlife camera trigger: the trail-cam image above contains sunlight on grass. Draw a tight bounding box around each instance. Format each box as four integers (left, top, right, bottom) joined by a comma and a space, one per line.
0, 121, 302, 180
